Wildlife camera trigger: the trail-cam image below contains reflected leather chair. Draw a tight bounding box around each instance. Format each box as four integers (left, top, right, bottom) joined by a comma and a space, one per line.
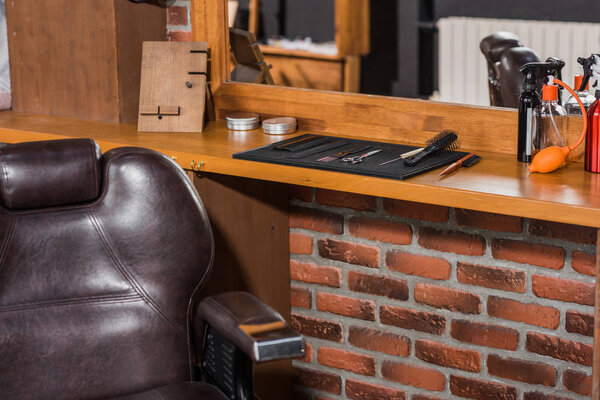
480, 32, 541, 108
0, 139, 303, 400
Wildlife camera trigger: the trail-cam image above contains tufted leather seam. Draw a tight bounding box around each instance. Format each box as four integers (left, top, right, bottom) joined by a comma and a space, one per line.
0, 293, 142, 313
87, 208, 187, 343
0, 213, 16, 278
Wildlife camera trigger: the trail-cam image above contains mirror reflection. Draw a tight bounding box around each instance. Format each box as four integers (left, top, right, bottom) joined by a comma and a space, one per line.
227, 0, 600, 108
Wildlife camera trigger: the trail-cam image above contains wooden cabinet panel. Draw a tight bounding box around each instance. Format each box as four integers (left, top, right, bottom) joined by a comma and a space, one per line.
6, 0, 165, 123
265, 55, 343, 91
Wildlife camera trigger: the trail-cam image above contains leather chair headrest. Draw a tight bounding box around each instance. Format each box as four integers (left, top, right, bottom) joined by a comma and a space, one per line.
480, 32, 522, 64
0, 138, 101, 210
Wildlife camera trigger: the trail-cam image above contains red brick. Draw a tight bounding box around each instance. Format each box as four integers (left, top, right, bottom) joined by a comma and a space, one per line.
565, 310, 594, 337
166, 30, 191, 42
290, 206, 343, 234
349, 217, 412, 245
450, 319, 519, 351
524, 392, 573, 400
487, 354, 557, 386
290, 233, 313, 255
526, 332, 592, 366
348, 270, 408, 301
318, 239, 380, 268
346, 379, 406, 400
414, 283, 481, 314
563, 369, 592, 396
418, 228, 485, 256
292, 366, 341, 395
318, 347, 376, 376
296, 341, 313, 362
412, 396, 445, 400
572, 251, 595, 276
316, 189, 376, 211
167, 5, 189, 26
383, 199, 449, 222
291, 286, 311, 309
455, 209, 523, 233
386, 251, 451, 280
348, 326, 410, 357
380, 305, 446, 335
450, 375, 517, 400
317, 292, 376, 321
415, 339, 481, 372
492, 239, 564, 269
487, 296, 560, 330
290, 314, 343, 342
382, 361, 445, 392
290, 260, 341, 287
532, 275, 595, 306
529, 219, 596, 244
289, 185, 313, 202
457, 262, 525, 293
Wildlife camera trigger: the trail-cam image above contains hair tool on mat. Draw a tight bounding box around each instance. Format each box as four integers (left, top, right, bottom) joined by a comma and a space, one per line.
403, 130, 460, 167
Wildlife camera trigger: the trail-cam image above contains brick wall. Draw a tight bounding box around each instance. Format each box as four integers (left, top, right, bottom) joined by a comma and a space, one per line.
289, 186, 596, 400
166, 0, 191, 41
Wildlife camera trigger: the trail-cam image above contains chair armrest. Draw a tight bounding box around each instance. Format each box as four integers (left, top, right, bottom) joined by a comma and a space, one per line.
196, 291, 305, 363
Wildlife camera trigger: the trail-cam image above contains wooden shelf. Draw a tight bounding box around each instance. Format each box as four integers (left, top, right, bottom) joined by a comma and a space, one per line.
0, 111, 599, 228
259, 44, 344, 61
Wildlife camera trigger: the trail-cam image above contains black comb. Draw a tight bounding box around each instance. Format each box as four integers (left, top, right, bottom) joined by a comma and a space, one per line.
404, 130, 460, 167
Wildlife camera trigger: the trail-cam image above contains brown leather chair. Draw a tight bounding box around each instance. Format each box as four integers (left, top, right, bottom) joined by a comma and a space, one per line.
0, 139, 303, 400
480, 32, 541, 108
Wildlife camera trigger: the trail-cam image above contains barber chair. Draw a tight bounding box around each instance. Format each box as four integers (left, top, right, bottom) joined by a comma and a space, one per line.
480, 32, 541, 108
0, 139, 304, 400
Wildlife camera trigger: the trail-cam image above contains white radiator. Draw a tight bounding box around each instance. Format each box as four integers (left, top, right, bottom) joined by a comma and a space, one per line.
434, 17, 600, 107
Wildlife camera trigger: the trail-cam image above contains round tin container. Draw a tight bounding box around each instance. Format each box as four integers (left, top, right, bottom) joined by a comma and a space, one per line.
262, 117, 297, 135
226, 112, 261, 131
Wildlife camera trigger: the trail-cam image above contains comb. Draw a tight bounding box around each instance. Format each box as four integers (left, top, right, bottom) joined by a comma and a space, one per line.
403, 130, 460, 167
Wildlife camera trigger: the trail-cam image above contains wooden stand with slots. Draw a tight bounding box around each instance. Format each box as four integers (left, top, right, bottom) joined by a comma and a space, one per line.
138, 42, 208, 132
242, 0, 370, 92
229, 28, 274, 85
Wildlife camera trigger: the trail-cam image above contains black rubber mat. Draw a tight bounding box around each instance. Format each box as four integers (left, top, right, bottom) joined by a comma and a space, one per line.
233, 134, 469, 181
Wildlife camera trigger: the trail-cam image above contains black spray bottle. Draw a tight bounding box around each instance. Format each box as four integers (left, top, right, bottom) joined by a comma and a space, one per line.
518, 67, 541, 163
517, 59, 565, 163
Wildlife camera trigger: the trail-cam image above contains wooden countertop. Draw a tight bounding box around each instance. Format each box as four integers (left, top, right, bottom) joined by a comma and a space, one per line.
0, 111, 599, 228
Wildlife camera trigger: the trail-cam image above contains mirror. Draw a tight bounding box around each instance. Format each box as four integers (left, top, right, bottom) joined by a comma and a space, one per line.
227, 0, 600, 108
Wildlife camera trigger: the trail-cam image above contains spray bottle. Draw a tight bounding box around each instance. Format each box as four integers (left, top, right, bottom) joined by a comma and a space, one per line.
518, 59, 566, 163
577, 54, 600, 173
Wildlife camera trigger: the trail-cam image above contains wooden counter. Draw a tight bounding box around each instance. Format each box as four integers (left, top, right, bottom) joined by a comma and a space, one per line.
0, 111, 599, 228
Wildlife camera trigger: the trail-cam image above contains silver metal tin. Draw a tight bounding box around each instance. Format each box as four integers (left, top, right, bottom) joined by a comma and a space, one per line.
262, 117, 297, 135
226, 112, 260, 131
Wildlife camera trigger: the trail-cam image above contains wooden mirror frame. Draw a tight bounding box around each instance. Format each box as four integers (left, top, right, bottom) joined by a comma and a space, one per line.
191, 0, 582, 154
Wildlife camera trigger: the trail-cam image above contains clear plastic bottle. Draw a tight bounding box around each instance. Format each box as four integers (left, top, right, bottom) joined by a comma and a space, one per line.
565, 75, 596, 115
533, 84, 568, 154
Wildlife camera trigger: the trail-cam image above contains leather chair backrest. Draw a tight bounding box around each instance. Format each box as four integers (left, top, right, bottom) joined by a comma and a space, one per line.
0, 139, 214, 400
480, 32, 541, 108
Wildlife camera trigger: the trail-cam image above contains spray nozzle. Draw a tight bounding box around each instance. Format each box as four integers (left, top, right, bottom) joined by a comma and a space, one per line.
520, 58, 566, 94
577, 54, 600, 91
520, 58, 566, 81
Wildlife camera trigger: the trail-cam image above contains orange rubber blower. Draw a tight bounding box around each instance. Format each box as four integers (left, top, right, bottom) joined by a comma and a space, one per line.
528, 78, 587, 173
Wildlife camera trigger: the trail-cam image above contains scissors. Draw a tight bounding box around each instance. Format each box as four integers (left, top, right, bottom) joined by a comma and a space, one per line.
342, 149, 382, 164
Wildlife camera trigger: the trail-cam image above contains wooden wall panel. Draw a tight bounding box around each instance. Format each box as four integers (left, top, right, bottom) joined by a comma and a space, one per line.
5, 0, 165, 123
6, 1, 119, 121
191, 172, 291, 400
114, 0, 168, 122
